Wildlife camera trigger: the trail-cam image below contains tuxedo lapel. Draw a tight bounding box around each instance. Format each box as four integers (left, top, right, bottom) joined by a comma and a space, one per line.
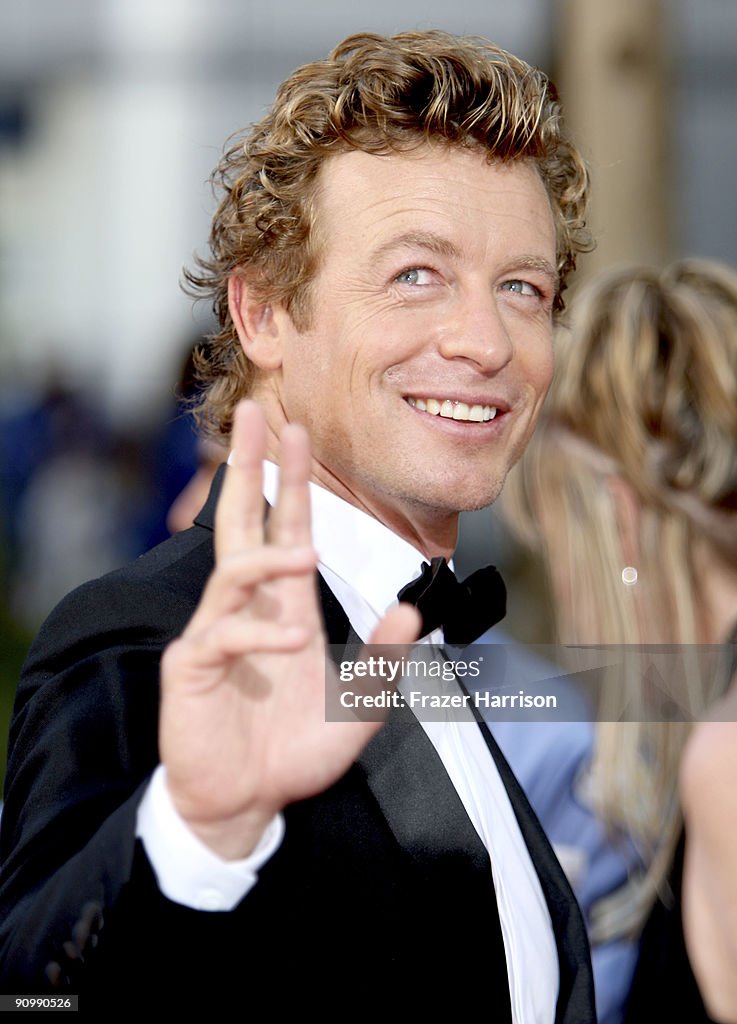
320, 583, 490, 867
320, 583, 490, 869
320, 598, 510, 1017
356, 698, 490, 869
193, 462, 227, 530
459, 687, 595, 1024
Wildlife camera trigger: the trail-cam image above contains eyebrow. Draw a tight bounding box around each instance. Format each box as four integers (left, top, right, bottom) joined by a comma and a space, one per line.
370, 230, 463, 263
504, 255, 560, 292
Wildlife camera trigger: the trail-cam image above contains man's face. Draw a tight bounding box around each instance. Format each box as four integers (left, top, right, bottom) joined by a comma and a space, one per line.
256, 144, 557, 541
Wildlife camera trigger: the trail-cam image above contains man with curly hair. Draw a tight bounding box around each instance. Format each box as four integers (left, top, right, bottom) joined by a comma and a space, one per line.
0, 31, 594, 1019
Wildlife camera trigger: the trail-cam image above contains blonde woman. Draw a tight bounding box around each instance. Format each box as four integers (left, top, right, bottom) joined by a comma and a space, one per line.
503, 259, 737, 1022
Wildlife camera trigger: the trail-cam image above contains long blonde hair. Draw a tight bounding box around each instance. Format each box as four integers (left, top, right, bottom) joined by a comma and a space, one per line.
504, 258, 737, 941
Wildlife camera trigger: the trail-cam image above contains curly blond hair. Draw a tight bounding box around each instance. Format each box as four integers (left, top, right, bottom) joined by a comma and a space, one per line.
185, 30, 591, 439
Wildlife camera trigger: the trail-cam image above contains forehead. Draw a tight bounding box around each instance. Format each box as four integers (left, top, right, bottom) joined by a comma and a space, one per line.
311, 144, 557, 263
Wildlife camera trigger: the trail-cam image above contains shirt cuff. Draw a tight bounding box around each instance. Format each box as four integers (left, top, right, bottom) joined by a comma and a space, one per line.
135, 764, 284, 911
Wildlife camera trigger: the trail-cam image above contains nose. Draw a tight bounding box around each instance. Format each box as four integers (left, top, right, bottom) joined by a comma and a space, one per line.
436, 291, 514, 373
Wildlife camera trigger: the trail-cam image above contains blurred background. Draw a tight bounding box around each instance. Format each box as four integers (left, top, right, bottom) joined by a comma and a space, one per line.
1, 0, 736, 780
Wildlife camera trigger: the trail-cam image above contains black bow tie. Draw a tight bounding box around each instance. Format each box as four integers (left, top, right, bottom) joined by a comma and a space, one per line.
396, 557, 507, 646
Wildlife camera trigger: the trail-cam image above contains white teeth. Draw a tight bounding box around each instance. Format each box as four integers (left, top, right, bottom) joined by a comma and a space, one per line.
407, 397, 498, 423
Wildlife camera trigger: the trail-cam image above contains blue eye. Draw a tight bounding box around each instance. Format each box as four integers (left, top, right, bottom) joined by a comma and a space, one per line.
395, 268, 433, 286
502, 280, 540, 297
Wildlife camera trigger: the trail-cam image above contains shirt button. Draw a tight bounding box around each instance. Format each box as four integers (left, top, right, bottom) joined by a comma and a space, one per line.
197, 888, 226, 911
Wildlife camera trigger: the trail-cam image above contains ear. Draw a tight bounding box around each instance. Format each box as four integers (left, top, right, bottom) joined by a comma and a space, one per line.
606, 475, 641, 567
228, 273, 283, 370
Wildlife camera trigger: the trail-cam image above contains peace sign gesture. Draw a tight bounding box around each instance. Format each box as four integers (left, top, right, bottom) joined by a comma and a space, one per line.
159, 399, 420, 859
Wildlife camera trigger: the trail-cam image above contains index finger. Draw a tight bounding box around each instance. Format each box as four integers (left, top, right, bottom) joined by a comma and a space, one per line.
215, 399, 267, 561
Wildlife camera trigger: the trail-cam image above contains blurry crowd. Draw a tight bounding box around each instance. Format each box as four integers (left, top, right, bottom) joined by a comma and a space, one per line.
0, 341, 227, 775
0, 344, 227, 637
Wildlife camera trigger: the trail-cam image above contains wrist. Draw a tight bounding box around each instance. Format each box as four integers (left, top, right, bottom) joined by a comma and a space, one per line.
165, 775, 279, 860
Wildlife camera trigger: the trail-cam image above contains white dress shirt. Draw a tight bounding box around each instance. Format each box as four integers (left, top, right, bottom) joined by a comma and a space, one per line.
137, 461, 558, 1023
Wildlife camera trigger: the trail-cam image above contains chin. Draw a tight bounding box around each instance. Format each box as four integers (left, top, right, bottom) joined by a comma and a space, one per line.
418, 478, 506, 516
459, 494, 502, 513
454, 472, 508, 512
455, 492, 504, 514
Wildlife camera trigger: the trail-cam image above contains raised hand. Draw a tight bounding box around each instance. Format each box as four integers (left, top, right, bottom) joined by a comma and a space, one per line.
159, 399, 420, 859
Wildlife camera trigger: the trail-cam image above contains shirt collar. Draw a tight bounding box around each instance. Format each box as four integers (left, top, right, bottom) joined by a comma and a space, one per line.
262, 461, 433, 620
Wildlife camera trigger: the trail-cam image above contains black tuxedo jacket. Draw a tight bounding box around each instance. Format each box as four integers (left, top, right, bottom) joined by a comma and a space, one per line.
0, 468, 594, 1018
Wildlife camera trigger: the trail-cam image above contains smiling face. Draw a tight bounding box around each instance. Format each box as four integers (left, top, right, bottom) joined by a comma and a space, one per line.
236, 143, 557, 553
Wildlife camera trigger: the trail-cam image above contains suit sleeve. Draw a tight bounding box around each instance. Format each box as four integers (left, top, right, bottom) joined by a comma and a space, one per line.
0, 570, 192, 991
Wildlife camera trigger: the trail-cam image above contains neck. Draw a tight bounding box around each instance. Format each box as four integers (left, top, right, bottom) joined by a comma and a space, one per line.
258, 410, 459, 561
309, 463, 460, 561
